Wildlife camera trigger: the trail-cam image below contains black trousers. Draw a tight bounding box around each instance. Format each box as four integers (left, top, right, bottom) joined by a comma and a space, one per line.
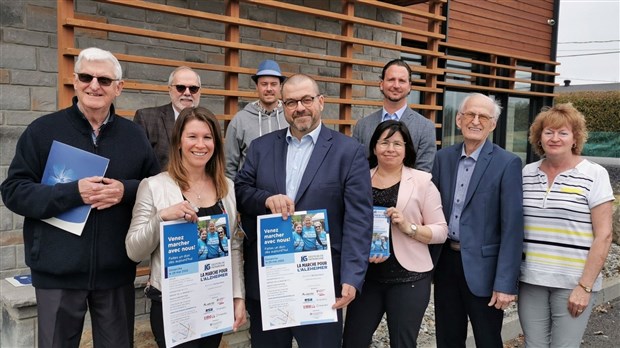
433, 243, 504, 348
149, 297, 222, 348
246, 297, 343, 348
342, 276, 432, 348
36, 284, 135, 348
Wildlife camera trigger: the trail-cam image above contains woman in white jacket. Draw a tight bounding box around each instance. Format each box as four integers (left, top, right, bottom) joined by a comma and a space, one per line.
126, 107, 246, 347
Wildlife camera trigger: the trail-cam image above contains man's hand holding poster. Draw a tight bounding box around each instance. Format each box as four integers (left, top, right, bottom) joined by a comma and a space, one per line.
257, 209, 337, 330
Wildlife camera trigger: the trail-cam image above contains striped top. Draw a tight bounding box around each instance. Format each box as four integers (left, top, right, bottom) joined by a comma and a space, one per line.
520, 159, 614, 291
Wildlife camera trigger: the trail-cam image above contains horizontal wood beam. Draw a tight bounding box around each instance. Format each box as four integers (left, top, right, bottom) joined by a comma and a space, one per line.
62, 48, 443, 93
438, 81, 557, 97
441, 41, 559, 66
356, 0, 447, 21
98, 0, 444, 59
63, 18, 443, 76
444, 69, 557, 87
445, 55, 559, 77
243, 0, 445, 40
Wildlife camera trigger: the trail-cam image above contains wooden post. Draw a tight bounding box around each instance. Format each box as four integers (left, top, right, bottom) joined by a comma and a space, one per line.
339, 0, 354, 135
224, 0, 240, 132
57, 0, 76, 109
426, 0, 445, 146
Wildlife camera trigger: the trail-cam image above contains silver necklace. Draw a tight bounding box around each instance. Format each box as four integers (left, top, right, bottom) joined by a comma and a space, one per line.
187, 180, 208, 203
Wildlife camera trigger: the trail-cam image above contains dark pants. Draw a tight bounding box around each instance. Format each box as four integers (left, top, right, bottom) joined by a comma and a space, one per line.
246, 297, 343, 348
149, 299, 222, 348
434, 243, 504, 348
36, 284, 135, 348
343, 276, 432, 348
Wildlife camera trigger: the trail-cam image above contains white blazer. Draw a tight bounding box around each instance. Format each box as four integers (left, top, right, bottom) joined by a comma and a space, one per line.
126, 172, 244, 298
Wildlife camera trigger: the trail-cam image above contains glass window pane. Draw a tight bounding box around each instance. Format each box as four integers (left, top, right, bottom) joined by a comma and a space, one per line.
506, 97, 530, 165
441, 91, 468, 147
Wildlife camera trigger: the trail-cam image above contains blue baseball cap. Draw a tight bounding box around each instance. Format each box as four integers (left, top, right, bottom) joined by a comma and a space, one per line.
251, 59, 285, 83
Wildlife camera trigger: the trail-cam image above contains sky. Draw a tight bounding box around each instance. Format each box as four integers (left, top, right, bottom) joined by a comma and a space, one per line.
555, 0, 620, 85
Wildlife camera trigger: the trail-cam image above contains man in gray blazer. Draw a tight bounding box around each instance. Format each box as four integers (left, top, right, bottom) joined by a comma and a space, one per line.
352, 59, 436, 172
134, 66, 201, 169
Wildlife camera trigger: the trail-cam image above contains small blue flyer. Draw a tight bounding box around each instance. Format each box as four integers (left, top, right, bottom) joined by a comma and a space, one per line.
370, 206, 390, 257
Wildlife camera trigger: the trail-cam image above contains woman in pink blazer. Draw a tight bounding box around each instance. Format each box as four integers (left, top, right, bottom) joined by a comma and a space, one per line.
343, 120, 448, 347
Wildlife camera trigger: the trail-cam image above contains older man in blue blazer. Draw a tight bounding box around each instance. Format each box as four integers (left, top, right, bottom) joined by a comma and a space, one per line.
235, 74, 373, 348
353, 59, 436, 172
431, 93, 524, 347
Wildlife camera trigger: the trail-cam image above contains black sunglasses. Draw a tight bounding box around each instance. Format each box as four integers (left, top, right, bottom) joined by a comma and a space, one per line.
76, 73, 117, 87
173, 85, 200, 94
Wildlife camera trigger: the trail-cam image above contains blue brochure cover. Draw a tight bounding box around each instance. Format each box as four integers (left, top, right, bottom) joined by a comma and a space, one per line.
41, 141, 109, 236
370, 206, 390, 257
5, 275, 32, 287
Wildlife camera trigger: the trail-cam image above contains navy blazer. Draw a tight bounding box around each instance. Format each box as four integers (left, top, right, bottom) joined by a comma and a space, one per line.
235, 125, 373, 300
431, 140, 524, 296
133, 103, 175, 169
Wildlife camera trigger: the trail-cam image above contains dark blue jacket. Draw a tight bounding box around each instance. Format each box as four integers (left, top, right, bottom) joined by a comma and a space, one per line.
431, 140, 524, 296
235, 125, 373, 300
1, 97, 160, 290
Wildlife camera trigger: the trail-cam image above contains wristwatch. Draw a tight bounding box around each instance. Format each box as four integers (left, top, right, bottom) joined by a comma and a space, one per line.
409, 223, 418, 238
578, 281, 592, 293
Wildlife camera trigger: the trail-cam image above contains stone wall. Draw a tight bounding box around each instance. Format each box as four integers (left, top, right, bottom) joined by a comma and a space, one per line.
0, 0, 402, 280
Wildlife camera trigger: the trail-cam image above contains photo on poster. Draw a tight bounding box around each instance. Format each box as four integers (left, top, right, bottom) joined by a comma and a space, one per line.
160, 214, 234, 347
257, 209, 337, 331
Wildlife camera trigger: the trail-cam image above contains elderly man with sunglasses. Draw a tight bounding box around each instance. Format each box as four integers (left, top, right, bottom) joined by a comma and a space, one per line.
134, 66, 202, 169
1, 47, 160, 347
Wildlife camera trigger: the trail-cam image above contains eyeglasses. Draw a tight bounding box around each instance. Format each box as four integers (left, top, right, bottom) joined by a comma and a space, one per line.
76, 73, 118, 87
283, 95, 319, 109
459, 111, 492, 123
173, 85, 201, 94
377, 140, 406, 149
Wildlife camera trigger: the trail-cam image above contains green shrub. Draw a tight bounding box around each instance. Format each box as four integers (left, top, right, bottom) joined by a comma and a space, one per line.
556, 91, 620, 132
555, 91, 620, 157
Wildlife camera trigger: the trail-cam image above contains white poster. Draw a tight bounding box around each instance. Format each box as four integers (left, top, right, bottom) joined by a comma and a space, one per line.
160, 214, 233, 347
257, 209, 337, 331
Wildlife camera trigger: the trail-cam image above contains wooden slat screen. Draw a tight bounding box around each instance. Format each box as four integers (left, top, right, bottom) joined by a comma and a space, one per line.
57, 0, 447, 135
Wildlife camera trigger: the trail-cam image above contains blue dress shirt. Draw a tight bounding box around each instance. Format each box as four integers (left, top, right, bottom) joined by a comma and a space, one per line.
285, 123, 321, 200
448, 144, 483, 241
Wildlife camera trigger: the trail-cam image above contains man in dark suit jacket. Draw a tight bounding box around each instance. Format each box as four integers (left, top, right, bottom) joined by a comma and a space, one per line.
353, 59, 436, 172
431, 93, 524, 347
235, 74, 373, 348
134, 66, 201, 168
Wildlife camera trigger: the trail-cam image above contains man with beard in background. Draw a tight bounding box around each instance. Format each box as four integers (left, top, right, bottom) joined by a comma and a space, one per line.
225, 59, 287, 179
353, 59, 436, 172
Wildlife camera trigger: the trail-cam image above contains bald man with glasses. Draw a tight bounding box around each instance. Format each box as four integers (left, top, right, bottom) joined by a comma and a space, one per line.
134, 66, 202, 169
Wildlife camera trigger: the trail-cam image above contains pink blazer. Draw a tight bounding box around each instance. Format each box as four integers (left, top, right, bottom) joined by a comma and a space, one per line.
371, 166, 448, 272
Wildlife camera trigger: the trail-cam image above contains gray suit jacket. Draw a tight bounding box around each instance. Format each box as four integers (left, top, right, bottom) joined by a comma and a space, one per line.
133, 103, 175, 170
352, 107, 436, 172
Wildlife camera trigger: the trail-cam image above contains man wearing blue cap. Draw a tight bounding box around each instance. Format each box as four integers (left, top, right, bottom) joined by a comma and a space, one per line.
225, 59, 287, 179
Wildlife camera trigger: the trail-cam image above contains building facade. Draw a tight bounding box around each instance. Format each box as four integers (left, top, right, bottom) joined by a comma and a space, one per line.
1, 0, 559, 301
